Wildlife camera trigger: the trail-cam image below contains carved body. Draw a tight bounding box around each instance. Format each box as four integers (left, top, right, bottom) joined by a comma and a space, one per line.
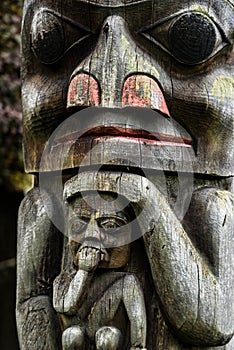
54, 270, 146, 349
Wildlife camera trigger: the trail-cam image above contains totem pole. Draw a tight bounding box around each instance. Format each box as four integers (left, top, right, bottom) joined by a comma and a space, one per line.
17, 1, 234, 349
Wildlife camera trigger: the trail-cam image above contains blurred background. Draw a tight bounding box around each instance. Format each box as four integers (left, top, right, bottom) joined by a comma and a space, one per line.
0, 0, 31, 348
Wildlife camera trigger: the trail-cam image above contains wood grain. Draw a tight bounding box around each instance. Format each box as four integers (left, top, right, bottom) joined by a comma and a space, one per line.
17, 0, 234, 349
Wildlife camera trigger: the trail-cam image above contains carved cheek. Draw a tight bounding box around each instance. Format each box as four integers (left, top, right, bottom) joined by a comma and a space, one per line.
101, 245, 131, 269
210, 75, 234, 109
104, 226, 132, 248
69, 240, 80, 265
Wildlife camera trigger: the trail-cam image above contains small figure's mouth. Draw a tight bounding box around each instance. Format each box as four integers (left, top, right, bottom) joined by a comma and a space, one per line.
78, 240, 110, 262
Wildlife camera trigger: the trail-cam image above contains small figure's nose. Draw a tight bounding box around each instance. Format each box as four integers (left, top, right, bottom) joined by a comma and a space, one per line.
84, 216, 101, 241
67, 15, 164, 109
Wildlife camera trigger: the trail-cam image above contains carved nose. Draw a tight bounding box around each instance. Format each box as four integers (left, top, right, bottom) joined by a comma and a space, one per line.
67, 15, 164, 108
84, 216, 101, 241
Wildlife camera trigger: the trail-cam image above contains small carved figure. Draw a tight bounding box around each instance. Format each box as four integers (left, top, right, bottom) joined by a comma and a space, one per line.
53, 181, 147, 350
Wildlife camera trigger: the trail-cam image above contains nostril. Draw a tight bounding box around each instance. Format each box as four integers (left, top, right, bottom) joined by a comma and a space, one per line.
103, 23, 109, 34
67, 73, 100, 109
122, 75, 170, 117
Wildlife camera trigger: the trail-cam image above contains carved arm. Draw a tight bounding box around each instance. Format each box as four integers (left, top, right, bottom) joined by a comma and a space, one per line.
16, 188, 63, 349
53, 246, 99, 315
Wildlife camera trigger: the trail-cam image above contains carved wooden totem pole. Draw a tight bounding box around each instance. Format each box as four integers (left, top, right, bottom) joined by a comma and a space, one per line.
17, 0, 234, 349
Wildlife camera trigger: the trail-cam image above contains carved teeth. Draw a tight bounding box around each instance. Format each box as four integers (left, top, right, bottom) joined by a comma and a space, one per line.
79, 241, 110, 262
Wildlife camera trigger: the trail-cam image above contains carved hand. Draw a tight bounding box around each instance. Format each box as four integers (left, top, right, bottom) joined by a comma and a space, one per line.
77, 246, 101, 272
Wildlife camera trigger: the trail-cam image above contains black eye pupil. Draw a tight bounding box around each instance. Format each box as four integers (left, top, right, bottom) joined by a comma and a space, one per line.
168, 12, 217, 65
31, 11, 65, 64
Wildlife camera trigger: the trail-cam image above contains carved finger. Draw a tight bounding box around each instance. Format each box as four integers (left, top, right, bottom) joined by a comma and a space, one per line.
91, 248, 100, 265
87, 247, 93, 255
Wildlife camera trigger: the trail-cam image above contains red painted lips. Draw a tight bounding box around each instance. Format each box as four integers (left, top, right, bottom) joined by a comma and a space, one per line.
54, 126, 192, 148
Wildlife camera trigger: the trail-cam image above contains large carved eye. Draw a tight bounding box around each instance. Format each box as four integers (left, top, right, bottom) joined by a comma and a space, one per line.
140, 11, 230, 65
31, 9, 92, 64
31, 10, 65, 64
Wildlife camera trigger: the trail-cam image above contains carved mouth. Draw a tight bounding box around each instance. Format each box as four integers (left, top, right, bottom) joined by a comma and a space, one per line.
54, 106, 193, 148
44, 107, 195, 172
54, 125, 192, 148
78, 240, 110, 262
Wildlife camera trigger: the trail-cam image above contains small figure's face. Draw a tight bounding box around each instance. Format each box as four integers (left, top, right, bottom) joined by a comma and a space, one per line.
67, 192, 132, 269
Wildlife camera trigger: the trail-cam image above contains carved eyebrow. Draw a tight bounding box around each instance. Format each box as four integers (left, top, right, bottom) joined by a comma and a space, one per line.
41, 7, 94, 33
216, 0, 233, 9
77, 0, 234, 7
76, 0, 150, 7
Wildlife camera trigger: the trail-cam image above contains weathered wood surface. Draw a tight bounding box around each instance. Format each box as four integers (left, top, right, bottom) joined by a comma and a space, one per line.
21, 0, 234, 175
17, 0, 234, 349
17, 172, 234, 349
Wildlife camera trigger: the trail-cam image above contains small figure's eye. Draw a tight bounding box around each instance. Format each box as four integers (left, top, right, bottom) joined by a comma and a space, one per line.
98, 217, 127, 232
140, 11, 230, 65
69, 217, 88, 234
31, 10, 65, 64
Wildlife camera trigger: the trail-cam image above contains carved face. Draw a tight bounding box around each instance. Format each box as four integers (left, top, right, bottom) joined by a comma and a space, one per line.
22, 0, 234, 176
66, 192, 132, 269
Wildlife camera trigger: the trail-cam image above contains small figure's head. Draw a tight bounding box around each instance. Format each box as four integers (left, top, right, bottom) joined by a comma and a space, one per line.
64, 190, 134, 269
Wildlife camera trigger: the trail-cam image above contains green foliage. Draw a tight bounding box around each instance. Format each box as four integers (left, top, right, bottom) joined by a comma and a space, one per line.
0, 0, 31, 191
